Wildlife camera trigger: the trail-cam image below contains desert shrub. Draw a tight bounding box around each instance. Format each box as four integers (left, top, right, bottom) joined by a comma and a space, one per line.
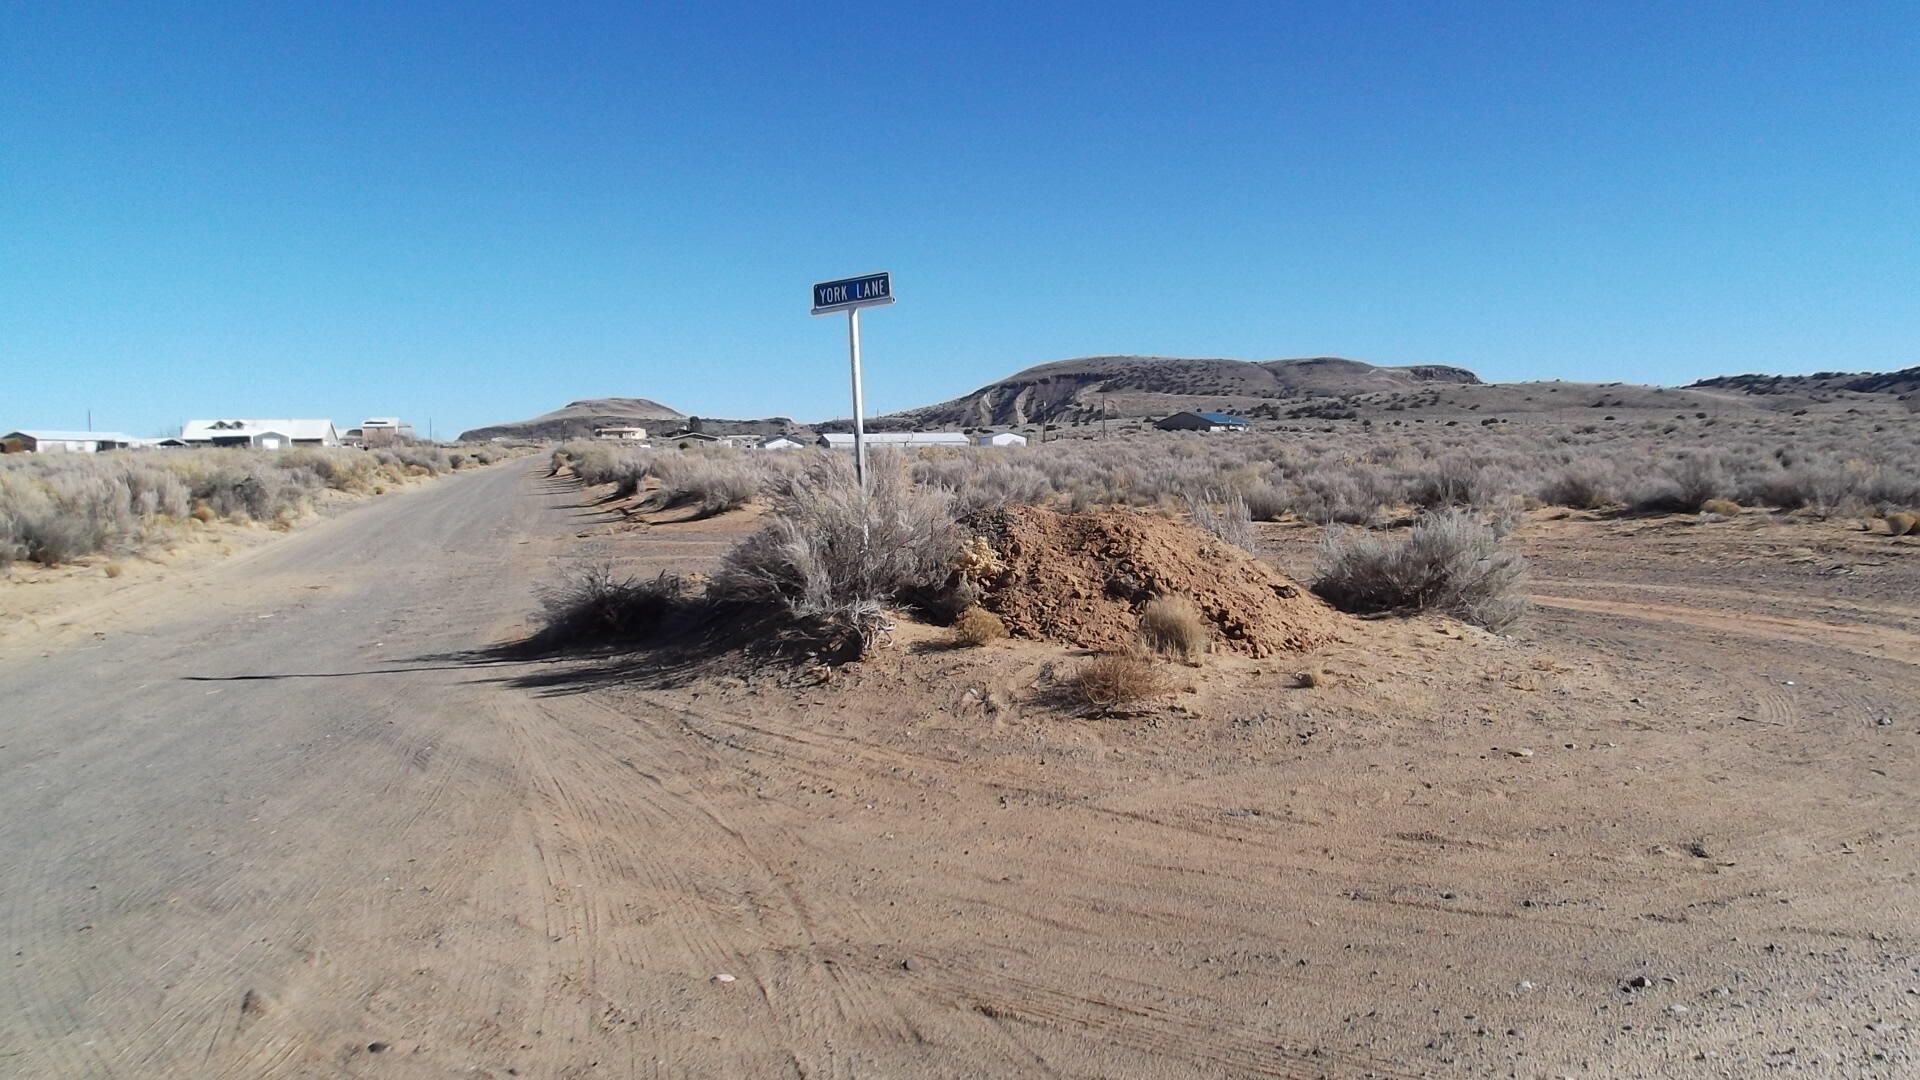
22, 513, 98, 566
1313, 508, 1528, 632
1184, 489, 1257, 551
1743, 463, 1856, 517
926, 459, 1055, 514
709, 453, 961, 651
1291, 467, 1384, 525
1630, 455, 1733, 514
643, 454, 762, 517
1537, 463, 1617, 509
535, 563, 690, 643
1887, 511, 1918, 537
1404, 452, 1483, 508
0, 507, 24, 570
1240, 482, 1288, 521
1065, 651, 1166, 710
952, 605, 1008, 646
1138, 595, 1209, 662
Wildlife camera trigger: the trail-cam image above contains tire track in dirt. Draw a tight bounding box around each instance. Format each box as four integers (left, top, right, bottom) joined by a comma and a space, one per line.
502, 690, 937, 1078
1532, 593, 1920, 664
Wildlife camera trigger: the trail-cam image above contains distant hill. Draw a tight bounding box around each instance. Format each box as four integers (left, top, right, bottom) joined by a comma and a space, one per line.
869, 355, 1481, 428
459, 397, 685, 442
1689, 367, 1920, 401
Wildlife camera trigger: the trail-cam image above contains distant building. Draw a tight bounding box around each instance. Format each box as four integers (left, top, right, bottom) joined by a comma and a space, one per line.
759, 434, 807, 451
181, 419, 340, 449
593, 426, 647, 441
716, 434, 760, 449
971, 431, 1029, 447
1155, 411, 1251, 433
664, 431, 720, 448
1, 430, 136, 454
818, 432, 971, 450
358, 417, 416, 447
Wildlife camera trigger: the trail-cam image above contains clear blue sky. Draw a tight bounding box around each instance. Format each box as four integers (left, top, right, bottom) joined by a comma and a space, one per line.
3, 2, 1915, 437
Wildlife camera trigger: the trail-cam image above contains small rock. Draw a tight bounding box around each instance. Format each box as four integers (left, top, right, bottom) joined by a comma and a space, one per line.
1667, 1004, 1690, 1016
1625, 975, 1654, 990
712, 973, 736, 984
1517, 981, 1536, 991
901, 958, 918, 972
367, 1042, 389, 1054
1508, 748, 1534, 758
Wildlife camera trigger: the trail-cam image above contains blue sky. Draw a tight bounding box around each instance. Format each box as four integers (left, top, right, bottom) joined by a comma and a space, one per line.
3, 2, 1915, 437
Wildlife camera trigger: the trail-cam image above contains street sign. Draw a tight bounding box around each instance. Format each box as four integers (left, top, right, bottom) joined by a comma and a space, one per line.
811, 271, 894, 316
810, 271, 896, 491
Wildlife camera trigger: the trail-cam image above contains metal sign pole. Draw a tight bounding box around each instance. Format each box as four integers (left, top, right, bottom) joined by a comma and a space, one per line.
848, 307, 868, 493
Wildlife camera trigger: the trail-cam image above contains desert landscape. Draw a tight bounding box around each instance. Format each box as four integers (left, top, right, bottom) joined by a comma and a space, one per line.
3, 358, 1915, 1077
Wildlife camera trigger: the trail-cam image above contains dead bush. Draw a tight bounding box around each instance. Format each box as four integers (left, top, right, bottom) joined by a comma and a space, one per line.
1887, 511, 1918, 537
952, 606, 1008, 646
535, 562, 690, 644
1313, 508, 1528, 632
1065, 651, 1166, 710
1138, 595, 1209, 661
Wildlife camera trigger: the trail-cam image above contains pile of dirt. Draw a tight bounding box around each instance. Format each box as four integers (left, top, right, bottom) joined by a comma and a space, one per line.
961, 506, 1344, 657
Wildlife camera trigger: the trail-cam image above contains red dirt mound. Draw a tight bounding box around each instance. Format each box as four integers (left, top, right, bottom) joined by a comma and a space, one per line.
962, 506, 1343, 657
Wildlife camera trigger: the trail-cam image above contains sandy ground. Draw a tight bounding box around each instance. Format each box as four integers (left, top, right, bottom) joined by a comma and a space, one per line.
1, 463, 1914, 1078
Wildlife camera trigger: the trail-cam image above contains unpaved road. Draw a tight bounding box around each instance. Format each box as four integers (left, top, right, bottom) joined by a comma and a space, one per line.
3, 464, 1916, 1078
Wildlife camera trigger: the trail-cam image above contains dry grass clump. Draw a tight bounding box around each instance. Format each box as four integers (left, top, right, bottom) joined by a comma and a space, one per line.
534, 563, 690, 644
710, 452, 960, 653
1184, 489, 1257, 551
952, 606, 1008, 646
1700, 497, 1742, 516
1313, 508, 1528, 632
1887, 511, 1918, 537
1065, 651, 1166, 710
1138, 595, 1209, 662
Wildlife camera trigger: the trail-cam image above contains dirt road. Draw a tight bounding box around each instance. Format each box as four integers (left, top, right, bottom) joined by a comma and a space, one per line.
2, 464, 1914, 1078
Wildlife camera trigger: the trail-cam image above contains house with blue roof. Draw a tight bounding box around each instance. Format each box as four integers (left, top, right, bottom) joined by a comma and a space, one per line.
1155, 410, 1252, 433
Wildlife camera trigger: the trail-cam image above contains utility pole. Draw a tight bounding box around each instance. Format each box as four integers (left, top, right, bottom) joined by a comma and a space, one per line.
1101, 393, 1108, 439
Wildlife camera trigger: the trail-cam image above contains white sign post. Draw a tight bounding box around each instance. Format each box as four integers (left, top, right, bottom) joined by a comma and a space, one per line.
811, 271, 895, 491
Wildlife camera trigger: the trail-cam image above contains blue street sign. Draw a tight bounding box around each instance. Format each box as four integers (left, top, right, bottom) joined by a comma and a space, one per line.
811, 271, 894, 315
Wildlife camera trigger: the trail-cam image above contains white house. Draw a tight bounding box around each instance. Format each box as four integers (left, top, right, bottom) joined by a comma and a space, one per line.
1, 430, 136, 454
759, 434, 807, 451
593, 426, 647, 441
181, 419, 340, 448
971, 431, 1029, 447
818, 432, 970, 450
